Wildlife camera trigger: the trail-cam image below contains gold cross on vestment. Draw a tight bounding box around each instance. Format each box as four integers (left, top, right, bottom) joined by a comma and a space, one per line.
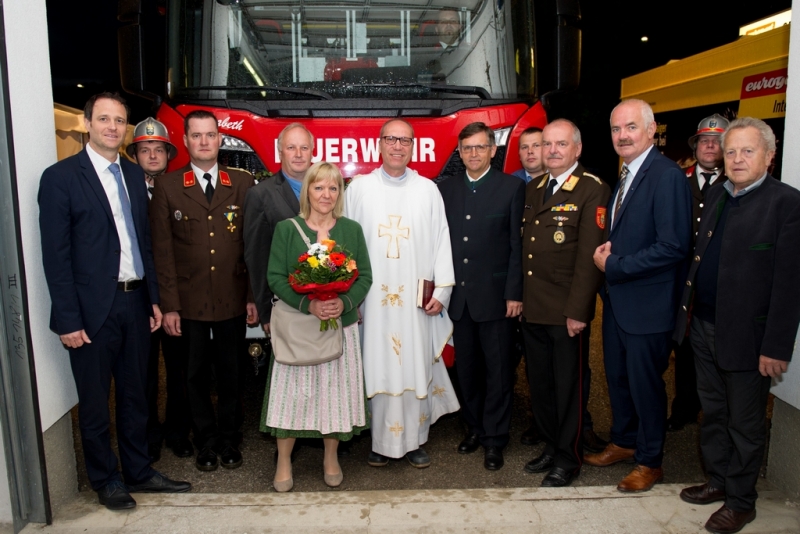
378, 215, 410, 259
389, 422, 404, 437
419, 413, 429, 426
432, 385, 446, 397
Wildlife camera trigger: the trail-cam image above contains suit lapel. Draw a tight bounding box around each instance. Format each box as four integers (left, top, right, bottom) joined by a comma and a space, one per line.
689, 168, 704, 203
209, 169, 236, 211
78, 149, 115, 223
181, 166, 213, 208
610, 147, 657, 235
277, 171, 301, 214
120, 159, 148, 249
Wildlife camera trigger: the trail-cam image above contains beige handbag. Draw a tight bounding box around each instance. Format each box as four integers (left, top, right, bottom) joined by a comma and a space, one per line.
270, 219, 344, 366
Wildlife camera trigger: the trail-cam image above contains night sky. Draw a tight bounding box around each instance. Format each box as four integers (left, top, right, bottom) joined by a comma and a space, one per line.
46, 0, 794, 179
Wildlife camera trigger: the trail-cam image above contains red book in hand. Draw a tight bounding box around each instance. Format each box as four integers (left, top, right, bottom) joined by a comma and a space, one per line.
416, 279, 434, 308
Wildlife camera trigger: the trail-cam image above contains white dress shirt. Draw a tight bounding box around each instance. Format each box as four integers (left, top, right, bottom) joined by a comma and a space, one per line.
192, 162, 218, 192
546, 161, 579, 195
85, 144, 139, 281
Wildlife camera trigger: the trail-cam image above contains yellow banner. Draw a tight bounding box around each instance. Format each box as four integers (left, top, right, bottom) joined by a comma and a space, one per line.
739, 94, 786, 118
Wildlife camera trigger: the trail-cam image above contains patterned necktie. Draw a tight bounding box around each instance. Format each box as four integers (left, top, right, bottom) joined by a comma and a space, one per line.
108, 163, 145, 278
204, 173, 215, 204
613, 165, 629, 225
543, 177, 557, 202
700, 172, 714, 194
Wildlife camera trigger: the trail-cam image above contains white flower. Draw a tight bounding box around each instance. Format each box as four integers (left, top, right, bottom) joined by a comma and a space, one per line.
308, 243, 327, 255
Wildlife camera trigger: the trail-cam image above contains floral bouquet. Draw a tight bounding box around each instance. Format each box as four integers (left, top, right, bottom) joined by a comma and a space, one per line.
288, 239, 359, 331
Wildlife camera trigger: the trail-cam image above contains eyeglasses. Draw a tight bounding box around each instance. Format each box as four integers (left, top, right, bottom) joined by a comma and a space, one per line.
460, 144, 491, 154
381, 136, 414, 146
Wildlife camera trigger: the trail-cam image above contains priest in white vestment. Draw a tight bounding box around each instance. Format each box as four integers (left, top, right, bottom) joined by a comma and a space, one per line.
345, 119, 459, 467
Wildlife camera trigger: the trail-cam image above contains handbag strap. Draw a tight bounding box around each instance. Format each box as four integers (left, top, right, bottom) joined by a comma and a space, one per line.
288, 217, 313, 248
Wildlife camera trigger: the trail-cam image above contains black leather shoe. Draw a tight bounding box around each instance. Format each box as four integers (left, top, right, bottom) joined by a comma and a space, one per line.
520, 425, 542, 446
196, 447, 218, 471
220, 446, 243, 469
128, 472, 191, 493
582, 429, 609, 454
484, 446, 504, 470
458, 434, 481, 454
405, 448, 431, 468
524, 453, 555, 474
97, 481, 136, 510
168, 437, 194, 458
367, 451, 389, 467
148, 442, 162, 463
541, 467, 577, 487
666, 417, 688, 432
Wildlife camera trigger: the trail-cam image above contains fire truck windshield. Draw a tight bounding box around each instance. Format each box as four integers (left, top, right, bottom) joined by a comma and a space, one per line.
167, 0, 535, 102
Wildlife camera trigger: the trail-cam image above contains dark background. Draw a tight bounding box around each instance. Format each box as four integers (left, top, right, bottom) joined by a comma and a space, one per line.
47, 0, 794, 181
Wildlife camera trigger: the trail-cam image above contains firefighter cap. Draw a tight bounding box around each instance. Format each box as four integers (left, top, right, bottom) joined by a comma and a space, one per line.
688, 114, 730, 149
126, 117, 178, 160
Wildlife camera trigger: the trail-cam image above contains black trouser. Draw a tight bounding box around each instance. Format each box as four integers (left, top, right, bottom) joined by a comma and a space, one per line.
691, 317, 771, 512
669, 333, 701, 424
522, 321, 584, 473
146, 328, 192, 446
69, 286, 155, 490
453, 305, 514, 448
183, 314, 245, 451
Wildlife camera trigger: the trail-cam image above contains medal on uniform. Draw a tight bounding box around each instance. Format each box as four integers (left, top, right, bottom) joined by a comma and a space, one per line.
224, 211, 236, 232
553, 230, 565, 244
174, 210, 182, 221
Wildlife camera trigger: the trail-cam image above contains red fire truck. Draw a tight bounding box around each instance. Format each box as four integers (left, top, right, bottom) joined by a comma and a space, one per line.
118, 0, 581, 180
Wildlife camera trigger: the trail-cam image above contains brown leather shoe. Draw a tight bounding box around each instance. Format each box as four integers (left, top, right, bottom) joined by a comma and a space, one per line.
680, 483, 726, 505
616, 465, 663, 492
704, 505, 756, 534
584, 443, 635, 467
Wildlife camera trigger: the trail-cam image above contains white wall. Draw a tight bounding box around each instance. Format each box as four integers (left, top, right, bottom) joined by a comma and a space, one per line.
773, 18, 800, 411
4, 0, 78, 431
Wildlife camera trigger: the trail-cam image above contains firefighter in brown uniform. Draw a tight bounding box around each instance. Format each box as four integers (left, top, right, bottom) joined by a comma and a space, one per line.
520, 119, 610, 487
150, 109, 258, 472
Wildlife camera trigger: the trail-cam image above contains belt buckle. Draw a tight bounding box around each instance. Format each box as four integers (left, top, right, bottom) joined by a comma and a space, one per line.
121, 279, 139, 292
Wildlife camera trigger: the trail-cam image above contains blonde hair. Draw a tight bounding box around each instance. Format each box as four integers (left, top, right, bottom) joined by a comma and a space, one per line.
299, 161, 345, 219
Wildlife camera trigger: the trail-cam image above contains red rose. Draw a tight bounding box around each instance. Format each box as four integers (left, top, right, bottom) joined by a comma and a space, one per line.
298, 253, 309, 262
329, 252, 346, 267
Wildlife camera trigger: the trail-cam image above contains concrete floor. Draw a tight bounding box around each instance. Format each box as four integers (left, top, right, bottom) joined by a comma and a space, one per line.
25, 483, 800, 533
69, 302, 711, 495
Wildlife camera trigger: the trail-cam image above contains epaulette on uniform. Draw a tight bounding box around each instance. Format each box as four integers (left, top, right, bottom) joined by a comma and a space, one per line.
583, 171, 603, 185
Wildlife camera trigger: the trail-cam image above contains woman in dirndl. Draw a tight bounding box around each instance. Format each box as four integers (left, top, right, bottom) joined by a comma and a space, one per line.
261, 161, 372, 492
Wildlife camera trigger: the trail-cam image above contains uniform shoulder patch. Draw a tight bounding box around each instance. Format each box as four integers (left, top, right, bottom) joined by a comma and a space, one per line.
583, 172, 603, 185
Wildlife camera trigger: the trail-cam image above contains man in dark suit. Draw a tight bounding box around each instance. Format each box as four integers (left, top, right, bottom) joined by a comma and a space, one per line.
589, 99, 693, 492
675, 118, 800, 534
150, 109, 258, 472
520, 119, 610, 486
127, 117, 194, 462
438, 122, 524, 470
668, 114, 729, 433
244, 123, 311, 334
38, 93, 190, 510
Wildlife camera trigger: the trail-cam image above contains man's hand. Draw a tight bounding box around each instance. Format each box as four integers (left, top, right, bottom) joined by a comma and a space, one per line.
424, 297, 444, 316
566, 318, 586, 337
60, 330, 91, 349
262, 323, 271, 336
163, 311, 182, 336
506, 300, 523, 318
150, 304, 163, 332
246, 303, 259, 326
759, 355, 788, 379
593, 241, 612, 272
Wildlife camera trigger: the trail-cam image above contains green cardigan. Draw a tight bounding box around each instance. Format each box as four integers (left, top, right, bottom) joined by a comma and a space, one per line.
267, 216, 372, 327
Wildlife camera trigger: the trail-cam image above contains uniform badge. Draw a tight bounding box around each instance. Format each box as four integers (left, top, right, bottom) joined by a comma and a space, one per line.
551, 204, 578, 212
553, 230, 565, 244
224, 212, 237, 232
174, 210, 182, 221
219, 170, 232, 187
596, 207, 607, 229
553, 216, 570, 222
183, 171, 195, 187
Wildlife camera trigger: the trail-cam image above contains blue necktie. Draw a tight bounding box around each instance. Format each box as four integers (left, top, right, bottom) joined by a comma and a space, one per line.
108, 163, 145, 279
